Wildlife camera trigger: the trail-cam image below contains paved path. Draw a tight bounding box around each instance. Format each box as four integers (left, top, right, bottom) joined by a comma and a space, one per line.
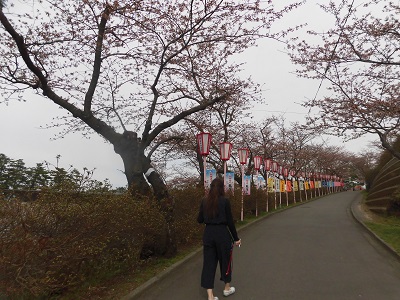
124, 191, 400, 300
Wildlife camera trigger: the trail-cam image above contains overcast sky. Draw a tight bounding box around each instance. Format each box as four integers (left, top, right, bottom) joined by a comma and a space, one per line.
0, 0, 376, 187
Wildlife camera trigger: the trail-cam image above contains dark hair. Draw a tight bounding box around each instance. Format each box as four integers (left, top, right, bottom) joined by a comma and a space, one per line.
205, 177, 225, 218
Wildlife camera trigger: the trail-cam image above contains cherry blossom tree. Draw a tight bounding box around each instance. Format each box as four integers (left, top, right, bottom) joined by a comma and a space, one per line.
0, 0, 301, 255
289, 0, 400, 159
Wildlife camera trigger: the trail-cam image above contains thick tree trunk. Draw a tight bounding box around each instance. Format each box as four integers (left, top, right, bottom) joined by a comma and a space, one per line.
113, 131, 177, 257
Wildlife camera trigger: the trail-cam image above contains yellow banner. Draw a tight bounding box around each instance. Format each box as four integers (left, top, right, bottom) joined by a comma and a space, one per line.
268, 178, 274, 193
280, 180, 285, 192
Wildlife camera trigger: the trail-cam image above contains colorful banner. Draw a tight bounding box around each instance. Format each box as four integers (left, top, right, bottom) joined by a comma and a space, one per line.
275, 177, 280, 192
280, 180, 286, 192
304, 181, 309, 190
286, 180, 292, 192
206, 169, 216, 189
225, 172, 235, 194
257, 175, 266, 189
310, 181, 315, 189
268, 177, 275, 193
299, 180, 304, 191
294, 180, 298, 191
243, 175, 251, 195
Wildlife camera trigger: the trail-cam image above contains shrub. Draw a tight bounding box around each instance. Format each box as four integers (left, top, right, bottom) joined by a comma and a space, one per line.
170, 186, 204, 247
387, 186, 400, 216
0, 187, 165, 298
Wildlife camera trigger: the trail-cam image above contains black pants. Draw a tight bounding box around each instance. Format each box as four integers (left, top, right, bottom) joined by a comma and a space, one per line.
201, 225, 233, 289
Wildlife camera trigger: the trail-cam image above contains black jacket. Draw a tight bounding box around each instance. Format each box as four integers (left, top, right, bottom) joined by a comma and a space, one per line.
197, 196, 239, 241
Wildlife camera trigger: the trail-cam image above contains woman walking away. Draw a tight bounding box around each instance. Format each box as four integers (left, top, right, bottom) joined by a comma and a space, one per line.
198, 178, 241, 300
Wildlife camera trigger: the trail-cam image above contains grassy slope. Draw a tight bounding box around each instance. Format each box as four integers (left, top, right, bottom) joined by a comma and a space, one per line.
365, 217, 400, 255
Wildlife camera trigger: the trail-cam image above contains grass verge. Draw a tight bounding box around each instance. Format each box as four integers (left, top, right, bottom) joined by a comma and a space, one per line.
365, 216, 400, 255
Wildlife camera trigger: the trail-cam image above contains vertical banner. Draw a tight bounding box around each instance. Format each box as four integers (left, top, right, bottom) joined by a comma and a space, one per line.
225, 171, 235, 194
304, 181, 309, 190
286, 180, 292, 192
294, 180, 299, 191
243, 175, 251, 195
280, 180, 286, 192
310, 181, 315, 189
257, 175, 266, 189
275, 177, 280, 192
206, 169, 216, 189
299, 180, 304, 191
268, 177, 275, 193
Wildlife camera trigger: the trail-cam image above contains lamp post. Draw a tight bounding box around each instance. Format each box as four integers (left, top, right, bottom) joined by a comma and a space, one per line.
277, 164, 283, 207
264, 158, 272, 212
328, 175, 332, 193
196, 132, 212, 194
299, 172, 304, 202
312, 172, 317, 198
283, 167, 288, 206
253, 155, 262, 217
271, 161, 278, 209
333, 175, 338, 192
303, 171, 308, 201
290, 170, 296, 203
317, 173, 321, 196
238, 148, 249, 221
220, 142, 232, 191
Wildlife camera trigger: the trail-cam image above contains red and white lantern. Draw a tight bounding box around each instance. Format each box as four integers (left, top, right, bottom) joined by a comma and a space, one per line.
271, 161, 278, 173
283, 167, 288, 177
219, 142, 232, 161
253, 156, 263, 171
264, 158, 272, 171
238, 148, 249, 165
196, 132, 212, 156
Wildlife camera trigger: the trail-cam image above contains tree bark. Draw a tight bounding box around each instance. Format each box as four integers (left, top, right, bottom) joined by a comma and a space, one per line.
113, 130, 177, 257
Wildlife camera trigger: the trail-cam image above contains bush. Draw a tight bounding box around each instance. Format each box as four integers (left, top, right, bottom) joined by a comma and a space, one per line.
171, 186, 204, 247
387, 186, 400, 216
0, 187, 165, 298
1, 183, 270, 299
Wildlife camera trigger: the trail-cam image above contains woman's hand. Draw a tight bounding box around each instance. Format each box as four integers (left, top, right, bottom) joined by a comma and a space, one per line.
235, 239, 241, 247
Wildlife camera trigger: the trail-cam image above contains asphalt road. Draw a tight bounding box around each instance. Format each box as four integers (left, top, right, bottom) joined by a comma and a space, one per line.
125, 191, 400, 300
